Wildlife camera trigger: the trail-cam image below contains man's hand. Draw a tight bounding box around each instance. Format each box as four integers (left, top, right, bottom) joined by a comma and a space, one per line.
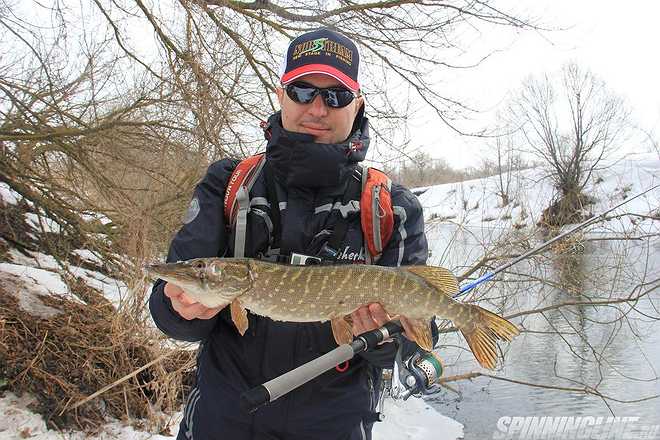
164, 282, 223, 320
350, 303, 416, 339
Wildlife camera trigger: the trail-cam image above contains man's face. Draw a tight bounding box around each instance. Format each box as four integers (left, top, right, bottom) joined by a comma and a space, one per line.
276, 73, 364, 144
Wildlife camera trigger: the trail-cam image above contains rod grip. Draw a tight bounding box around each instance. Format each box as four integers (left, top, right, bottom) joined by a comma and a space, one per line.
359, 320, 404, 348
383, 320, 404, 336
239, 385, 271, 414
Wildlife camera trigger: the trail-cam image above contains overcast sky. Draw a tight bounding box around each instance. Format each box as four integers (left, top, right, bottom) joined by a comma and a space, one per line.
17, 1, 658, 170
410, 0, 660, 169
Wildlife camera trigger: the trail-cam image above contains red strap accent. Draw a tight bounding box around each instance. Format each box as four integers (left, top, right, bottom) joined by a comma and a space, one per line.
335, 361, 350, 372
360, 168, 394, 258
223, 154, 265, 225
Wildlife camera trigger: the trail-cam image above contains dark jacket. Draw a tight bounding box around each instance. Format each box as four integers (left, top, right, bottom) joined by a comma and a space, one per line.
149, 113, 430, 440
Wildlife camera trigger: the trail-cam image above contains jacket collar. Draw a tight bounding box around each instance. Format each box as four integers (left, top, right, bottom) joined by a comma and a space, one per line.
264, 111, 370, 189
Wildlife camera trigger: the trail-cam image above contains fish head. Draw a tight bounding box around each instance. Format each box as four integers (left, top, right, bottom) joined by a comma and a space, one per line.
143, 258, 252, 307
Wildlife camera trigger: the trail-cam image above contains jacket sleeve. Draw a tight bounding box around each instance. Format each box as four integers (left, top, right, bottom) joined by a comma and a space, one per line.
149, 159, 238, 342
358, 184, 438, 367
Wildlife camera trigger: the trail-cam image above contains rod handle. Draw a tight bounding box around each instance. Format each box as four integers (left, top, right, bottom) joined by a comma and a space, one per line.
358, 320, 403, 348
239, 385, 271, 414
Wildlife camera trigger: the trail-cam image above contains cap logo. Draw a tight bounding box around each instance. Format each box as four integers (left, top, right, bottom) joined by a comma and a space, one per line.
295, 37, 328, 57
292, 37, 353, 67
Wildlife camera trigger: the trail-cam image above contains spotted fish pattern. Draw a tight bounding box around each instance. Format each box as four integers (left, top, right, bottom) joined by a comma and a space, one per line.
145, 258, 519, 369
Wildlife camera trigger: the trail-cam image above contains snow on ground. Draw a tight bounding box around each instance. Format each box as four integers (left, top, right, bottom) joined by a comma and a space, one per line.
80, 212, 113, 225
0, 263, 72, 299
417, 156, 658, 270
66, 264, 128, 306
0, 267, 67, 318
8, 250, 62, 271
373, 397, 464, 440
2, 252, 127, 307
72, 249, 106, 267
24, 212, 62, 234
0, 391, 463, 440
0, 182, 21, 205
417, 155, 659, 235
0, 393, 179, 440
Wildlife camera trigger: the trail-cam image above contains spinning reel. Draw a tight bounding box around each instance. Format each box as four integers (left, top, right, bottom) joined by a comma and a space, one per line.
390, 335, 444, 400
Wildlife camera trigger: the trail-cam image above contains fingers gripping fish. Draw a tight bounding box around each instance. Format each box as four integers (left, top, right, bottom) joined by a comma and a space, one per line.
145, 258, 519, 370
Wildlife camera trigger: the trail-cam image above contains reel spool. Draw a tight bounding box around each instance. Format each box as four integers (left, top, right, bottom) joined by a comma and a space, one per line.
410, 351, 443, 390
391, 337, 444, 400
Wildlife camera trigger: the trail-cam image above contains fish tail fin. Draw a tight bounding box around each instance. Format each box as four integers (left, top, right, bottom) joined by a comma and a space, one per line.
459, 305, 519, 370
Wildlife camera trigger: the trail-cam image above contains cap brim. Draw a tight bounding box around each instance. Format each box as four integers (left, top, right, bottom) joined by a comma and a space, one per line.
281, 64, 359, 92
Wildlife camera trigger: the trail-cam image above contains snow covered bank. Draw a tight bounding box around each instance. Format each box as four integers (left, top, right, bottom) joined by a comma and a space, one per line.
0, 392, 463, 440
374, 397, 464, 440
0, 393, 177, 440
417, 155, 659, 234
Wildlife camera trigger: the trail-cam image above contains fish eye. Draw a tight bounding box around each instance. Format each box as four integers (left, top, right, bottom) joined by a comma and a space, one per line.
193, 260, 205, 270
209, 264, 222, 276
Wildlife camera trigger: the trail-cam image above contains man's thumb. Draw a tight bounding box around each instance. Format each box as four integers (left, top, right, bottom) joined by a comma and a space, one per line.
164, 282, 184, 298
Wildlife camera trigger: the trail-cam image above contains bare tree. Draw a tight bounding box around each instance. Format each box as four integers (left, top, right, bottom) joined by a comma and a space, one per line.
93, 0, 543, 157
506, 63, 630, 225
483, 136, 516, 206
1, 1, 547, 254
0, 1, 260, 259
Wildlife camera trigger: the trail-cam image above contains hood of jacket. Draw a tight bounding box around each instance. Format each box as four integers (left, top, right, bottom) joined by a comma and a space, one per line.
264, 109, 370, 188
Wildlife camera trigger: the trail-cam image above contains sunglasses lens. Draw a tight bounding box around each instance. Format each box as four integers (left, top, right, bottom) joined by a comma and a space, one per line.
286, 84, 355, 108
286, 84, 317, 104
324, 89, 355, 108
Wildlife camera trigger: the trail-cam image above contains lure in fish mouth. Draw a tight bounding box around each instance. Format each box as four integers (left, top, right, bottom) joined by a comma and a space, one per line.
143, 258, 253, 308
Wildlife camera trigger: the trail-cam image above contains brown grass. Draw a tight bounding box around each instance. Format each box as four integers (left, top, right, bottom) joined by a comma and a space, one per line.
0, 282, 195, 432
0, 195, 196, 433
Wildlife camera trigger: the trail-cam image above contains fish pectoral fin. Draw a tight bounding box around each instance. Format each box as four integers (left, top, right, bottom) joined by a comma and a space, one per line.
331, 317, 354, 346
403, 318, 435, 352
343, 314, 354, 326
230, 298, 249, 336
405, 266, 460, 296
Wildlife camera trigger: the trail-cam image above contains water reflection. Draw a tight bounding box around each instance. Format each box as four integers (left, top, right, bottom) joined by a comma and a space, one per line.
423, 223, 660, 439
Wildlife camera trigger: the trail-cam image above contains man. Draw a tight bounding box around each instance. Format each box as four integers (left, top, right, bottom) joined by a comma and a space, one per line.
150, 28, 432, 440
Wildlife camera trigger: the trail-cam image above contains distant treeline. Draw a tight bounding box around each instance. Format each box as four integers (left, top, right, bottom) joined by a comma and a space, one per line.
383, 152, 537, 188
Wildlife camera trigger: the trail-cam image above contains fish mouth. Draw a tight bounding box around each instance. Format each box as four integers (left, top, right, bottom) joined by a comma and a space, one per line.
143, 262, 201, 284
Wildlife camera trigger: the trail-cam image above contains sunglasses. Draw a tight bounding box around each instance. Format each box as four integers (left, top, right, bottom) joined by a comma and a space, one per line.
285, 82, 357, 108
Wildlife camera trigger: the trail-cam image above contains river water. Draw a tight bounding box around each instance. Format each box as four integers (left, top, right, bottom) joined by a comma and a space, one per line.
422, 223, 660, 439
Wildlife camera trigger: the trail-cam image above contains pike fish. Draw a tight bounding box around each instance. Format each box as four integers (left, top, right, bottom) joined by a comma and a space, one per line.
145, 258, 519, 369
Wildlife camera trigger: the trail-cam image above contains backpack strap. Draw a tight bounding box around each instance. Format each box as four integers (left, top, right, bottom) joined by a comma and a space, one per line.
223, 153, 266, 257
321, 168, 362, 259
360, 167, 394, 262
262, 161, 282, 251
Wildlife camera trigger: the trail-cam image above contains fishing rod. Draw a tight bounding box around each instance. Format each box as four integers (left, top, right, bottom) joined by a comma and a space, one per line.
241, 320, 404, 413
240, 183, 659, 413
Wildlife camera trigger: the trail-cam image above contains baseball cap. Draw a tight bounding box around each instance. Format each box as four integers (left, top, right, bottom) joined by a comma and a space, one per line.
279, 28, 361, 92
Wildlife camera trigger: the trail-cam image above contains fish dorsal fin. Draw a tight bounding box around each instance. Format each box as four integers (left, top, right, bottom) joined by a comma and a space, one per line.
405, 266, 460, 296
